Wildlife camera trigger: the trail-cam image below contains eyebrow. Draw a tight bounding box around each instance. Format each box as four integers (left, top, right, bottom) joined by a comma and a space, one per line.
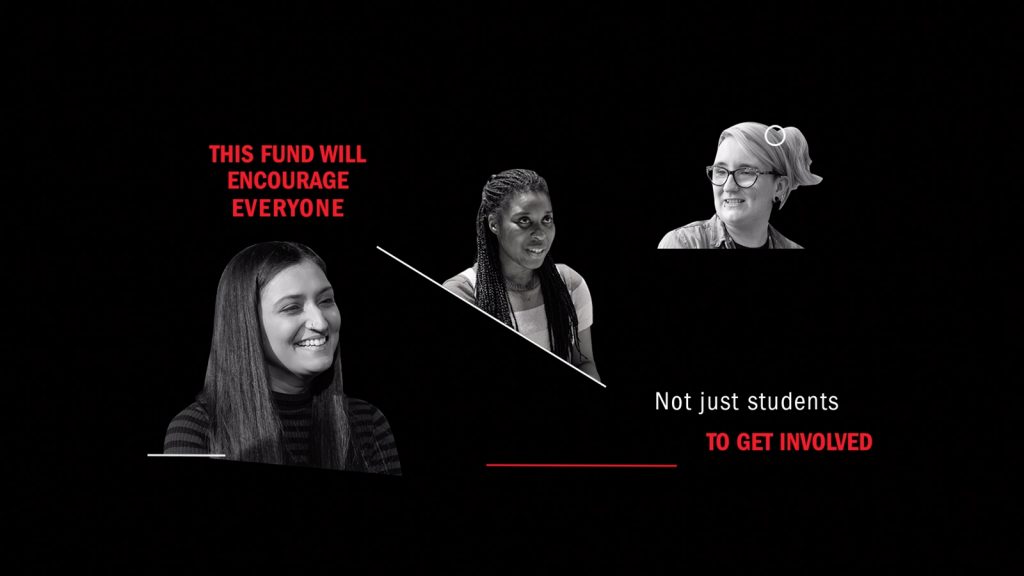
713, 162, 758, 168
511, 210, 553, 216
273, 286, 334, 306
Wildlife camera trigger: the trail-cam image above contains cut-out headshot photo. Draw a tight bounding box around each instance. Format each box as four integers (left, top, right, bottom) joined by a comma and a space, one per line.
442, 169, 601, 383
659, 122, 822, 249
164, 241, 401, 473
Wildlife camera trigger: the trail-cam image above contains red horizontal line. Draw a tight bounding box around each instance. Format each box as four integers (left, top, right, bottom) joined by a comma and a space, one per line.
485, 464, 677, 469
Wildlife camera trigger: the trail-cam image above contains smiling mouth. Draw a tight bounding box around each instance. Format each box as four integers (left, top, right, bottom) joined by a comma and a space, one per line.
295, 335, 328, 349
526, 247, 546, 255
722, 198, 746, 206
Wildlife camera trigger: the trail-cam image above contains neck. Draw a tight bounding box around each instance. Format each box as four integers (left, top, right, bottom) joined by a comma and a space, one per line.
499, 258, 536, 287
724, 220, 769, 248
267, 364, 309, 395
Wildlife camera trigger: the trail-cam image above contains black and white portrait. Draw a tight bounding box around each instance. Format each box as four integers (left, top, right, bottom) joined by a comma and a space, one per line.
163, 241, 401, 473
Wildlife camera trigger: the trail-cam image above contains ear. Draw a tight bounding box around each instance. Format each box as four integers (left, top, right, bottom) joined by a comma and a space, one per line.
774, 176, 791, 208
487, 213, 498, 234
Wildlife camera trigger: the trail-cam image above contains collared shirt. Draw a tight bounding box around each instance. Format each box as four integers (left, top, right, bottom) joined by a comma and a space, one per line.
658, 214, 803, 249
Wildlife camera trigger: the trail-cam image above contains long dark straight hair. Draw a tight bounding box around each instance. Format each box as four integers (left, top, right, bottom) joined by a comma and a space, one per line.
199, 241, 355, 469
474, 169, 581, 360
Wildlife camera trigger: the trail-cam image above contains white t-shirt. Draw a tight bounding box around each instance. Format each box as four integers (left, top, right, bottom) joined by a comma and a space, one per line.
442, 263, 593, 351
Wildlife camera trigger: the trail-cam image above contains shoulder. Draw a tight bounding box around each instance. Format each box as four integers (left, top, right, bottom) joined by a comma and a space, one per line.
168, 402, 211, 429
347, 397, 402, 475
658, 220, 711, 249
555, 263, 593, 327
770, 228, 804, 249
164, 401, 212, 453
554, 263, 586, 292
442, 268, 476, 303
347, 397, 388, 423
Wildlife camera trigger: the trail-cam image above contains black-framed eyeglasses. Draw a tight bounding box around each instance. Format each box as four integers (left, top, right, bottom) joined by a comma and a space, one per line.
705, 166, 780, 188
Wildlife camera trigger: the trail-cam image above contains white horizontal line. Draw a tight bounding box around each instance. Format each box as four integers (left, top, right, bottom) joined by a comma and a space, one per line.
147, 454, 226, 458
376, 245, 605, 388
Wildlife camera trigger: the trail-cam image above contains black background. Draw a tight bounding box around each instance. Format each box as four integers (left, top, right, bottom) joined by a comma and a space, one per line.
20, 4, 1011, 570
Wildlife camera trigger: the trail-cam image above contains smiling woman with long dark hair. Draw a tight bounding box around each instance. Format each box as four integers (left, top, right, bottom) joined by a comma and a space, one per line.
163, 241, 400, 473
442, 169, 600, 381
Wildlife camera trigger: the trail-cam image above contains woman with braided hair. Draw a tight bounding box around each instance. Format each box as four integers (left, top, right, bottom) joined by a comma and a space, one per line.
443, 169, 600, 382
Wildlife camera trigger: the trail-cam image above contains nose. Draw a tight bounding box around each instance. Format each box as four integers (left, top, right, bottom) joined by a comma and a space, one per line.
722, 172, 740, 193
526, 221, 546, 239
304, 306, 328, 332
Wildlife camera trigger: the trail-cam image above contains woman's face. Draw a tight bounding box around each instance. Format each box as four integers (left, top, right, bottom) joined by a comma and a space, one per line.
712, 137, 779, 230
490, 190, 555, 276
259, 260, 341, 384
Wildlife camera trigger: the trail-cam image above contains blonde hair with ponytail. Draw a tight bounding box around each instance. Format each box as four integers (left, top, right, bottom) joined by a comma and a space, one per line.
718, 122, 822, 209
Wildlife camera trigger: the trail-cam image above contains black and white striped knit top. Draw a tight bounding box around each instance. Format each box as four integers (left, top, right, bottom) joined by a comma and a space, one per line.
164, 391, 401, 475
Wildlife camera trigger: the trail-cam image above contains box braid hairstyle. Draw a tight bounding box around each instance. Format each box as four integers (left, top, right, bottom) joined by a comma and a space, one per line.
474, 169, 582, 361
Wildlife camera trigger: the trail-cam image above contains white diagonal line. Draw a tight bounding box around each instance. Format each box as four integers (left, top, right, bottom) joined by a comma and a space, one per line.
147, 454, 226, 458
376, 245, 606, 388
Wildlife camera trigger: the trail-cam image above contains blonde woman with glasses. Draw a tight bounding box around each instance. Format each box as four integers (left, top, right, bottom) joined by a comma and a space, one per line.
659, 122, 822, 249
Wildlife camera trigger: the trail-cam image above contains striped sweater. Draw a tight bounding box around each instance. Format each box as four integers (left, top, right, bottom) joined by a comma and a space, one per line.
164, 391, 401, 475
